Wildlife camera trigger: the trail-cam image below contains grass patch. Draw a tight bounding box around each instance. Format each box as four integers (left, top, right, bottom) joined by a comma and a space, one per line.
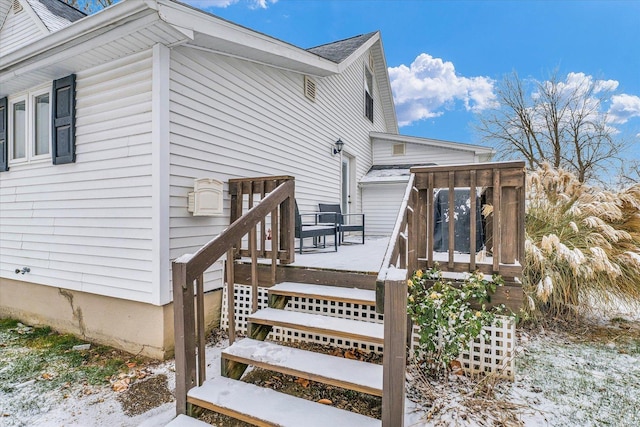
514, 327, 640, 426
0, 319, 150, 395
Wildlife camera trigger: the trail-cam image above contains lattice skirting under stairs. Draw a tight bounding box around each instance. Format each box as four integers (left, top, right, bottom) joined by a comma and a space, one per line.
410, 316, 516, 379
221, 284, 516, 378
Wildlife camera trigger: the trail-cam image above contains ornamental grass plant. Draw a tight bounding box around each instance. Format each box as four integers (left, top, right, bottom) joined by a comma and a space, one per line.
524, 163, 640, 319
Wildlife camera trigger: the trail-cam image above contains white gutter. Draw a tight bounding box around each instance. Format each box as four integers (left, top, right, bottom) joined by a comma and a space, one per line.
0, 0, 157, 71
155, 0, 339, 77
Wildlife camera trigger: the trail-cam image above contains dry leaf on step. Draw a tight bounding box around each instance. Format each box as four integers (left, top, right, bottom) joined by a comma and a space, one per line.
111, 378, 130, 392
344, 350, 358, 360
317, 399, 333, 405
295, 378, 310, 388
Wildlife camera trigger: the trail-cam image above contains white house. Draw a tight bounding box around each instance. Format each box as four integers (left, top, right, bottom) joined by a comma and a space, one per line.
0, 0, 492, 358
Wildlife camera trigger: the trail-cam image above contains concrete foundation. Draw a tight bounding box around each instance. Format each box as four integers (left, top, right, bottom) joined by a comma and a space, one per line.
0, 278, 222, 360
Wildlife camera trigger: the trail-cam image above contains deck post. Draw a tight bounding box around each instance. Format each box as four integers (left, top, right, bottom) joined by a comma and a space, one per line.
172, 260, 196, 416
382, 275, 407, 427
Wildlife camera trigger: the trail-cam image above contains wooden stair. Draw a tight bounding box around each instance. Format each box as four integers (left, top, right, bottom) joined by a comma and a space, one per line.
175, 281, 384, 426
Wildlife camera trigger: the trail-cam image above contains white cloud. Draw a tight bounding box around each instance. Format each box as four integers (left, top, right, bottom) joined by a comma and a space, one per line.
388, 53, 497, 127
608, 94, 640, 124
250, 0, 278, 9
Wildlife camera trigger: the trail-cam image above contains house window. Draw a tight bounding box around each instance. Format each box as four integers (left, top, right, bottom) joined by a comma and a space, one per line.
8, 86, 51, 164
364, 64, 374, 123
35, 93, 50, 156
392, 143, 405, 156
11, 99, 26, 160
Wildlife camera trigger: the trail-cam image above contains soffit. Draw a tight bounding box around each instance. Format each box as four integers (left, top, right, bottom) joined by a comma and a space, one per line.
0, 9, 188, 96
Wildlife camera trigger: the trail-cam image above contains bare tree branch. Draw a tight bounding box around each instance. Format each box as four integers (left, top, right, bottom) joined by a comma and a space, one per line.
476, 71, 627, 183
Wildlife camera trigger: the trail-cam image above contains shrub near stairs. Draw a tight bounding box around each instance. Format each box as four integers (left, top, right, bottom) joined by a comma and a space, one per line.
407, 268, 510, 377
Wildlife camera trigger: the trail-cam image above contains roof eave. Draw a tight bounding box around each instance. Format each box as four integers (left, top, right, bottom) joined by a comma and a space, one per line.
156, 0, 339, 77
0, 0, 155, 71
370, 132, 495, 155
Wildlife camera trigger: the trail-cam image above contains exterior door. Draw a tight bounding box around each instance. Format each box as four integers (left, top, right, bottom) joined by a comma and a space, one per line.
341, 157, 349, 215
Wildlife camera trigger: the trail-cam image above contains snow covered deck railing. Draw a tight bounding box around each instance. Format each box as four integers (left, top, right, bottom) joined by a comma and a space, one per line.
172, 176, 295, 416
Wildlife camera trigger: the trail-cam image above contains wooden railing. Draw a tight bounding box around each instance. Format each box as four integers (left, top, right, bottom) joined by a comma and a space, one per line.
376, 160, 526, 426
411, 161, 526, 279
376, 173, 415, 427
172, 176, 295, 415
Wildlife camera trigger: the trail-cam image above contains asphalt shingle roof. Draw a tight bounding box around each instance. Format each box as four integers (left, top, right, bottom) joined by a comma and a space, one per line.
307, 32, 377, 63
34, 0, 86, 26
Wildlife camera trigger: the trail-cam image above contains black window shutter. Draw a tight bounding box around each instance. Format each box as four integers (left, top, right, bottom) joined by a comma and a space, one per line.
52, 74, 76, 165
0, 97, 7, 172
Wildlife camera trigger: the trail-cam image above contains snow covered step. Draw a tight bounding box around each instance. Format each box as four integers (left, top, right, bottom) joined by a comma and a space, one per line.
269, 282, 376, 305
248, 308, 384, 344
187, 376, 381, 427
222, 338, 382, 396
164, 414, 211, 427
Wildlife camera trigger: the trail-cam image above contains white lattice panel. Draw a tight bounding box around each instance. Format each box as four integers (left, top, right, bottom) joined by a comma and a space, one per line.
221, 284, 384, 353
221, 284, 515, 378
410, 315, 516, 379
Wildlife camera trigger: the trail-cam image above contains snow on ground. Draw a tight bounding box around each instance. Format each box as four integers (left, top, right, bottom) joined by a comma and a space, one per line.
510, 329, 640, 427
2, 325, 639, 426
3, 237, 639, 426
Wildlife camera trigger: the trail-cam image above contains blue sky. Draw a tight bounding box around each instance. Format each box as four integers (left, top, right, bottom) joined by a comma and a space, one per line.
173, 0, 640, 154
80, 0, 639, 157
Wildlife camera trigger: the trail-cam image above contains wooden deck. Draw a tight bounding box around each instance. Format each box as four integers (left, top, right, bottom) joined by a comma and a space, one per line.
171, 161, 526, 427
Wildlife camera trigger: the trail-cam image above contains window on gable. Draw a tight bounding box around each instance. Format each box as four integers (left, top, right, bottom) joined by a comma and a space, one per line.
364, 64, 374, 123
8, 86, 51, 165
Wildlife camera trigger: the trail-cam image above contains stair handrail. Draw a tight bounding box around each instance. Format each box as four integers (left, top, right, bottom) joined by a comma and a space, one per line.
376, 172, 416, 427
172, 177, 295, 416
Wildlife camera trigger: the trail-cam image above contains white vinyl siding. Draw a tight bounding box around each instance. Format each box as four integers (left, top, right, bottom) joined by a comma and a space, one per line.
0, 50, 155, 303
0, 4, 47, 55
373, 140, 477, 166
362, 182, 406, 236
168, 46, 388, 288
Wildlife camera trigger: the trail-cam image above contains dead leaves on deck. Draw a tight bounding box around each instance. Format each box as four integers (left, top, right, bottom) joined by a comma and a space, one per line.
329, 347, 382, 363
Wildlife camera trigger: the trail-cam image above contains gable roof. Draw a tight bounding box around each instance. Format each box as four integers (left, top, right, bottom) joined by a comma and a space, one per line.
308, 31, 398, 134
28, 0, 86, 31
0, 0, 85, 34
307, 32, 377, 63
0, 0, 398, 134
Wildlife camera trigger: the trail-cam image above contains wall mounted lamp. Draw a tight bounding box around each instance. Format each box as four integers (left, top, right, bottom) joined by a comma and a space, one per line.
333, 138, 344, 155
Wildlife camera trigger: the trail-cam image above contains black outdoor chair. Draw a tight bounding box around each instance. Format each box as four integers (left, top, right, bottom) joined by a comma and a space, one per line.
318, 203, 365, 245
295, 201, 339, 253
